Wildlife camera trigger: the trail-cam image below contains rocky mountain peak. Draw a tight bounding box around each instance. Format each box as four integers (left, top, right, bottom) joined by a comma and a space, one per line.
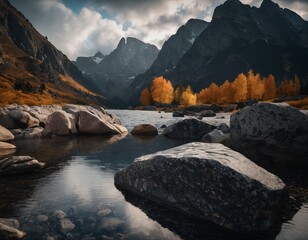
94, 51, 104, 58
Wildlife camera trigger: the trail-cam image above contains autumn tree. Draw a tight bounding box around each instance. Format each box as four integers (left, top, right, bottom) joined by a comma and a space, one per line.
197, 88, 209, 104
173, 86, 184, 104
180, 85, 197, 106
219, 80, 233, 103
263, 74, 277, 100
151, 76, 174, 104
294, 75, 301, 95
232, 73, 248, 102
207, 83, 220, 103
140, 87, 151, 106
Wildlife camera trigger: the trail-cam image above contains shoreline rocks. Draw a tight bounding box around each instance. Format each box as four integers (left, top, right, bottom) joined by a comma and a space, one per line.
0, 156, 45, 175
131, 124, 158, 136
0, 104, 127, 139
0, 218, 26, 239
231, 103, 308, 164
114, 142, 287, 233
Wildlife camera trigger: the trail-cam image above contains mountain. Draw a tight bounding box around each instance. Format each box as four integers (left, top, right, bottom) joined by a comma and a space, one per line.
128, 18, 209, 106
146, 19, 209, 76
162, 0, 308, 92
75, 37, 159, 107
127, 0, 308, 107
0, 0, 99, 106
73, 51, 104, 73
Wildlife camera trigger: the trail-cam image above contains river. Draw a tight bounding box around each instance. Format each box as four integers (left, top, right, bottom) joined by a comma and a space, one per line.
0, 110, 307, 240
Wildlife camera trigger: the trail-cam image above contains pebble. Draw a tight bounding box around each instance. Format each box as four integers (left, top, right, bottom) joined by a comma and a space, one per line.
36, 214, 48, 223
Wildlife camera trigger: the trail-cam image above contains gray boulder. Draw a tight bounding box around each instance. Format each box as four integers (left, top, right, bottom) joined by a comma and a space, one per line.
224, 104, 236, 112
201, 129, 231, 146
198, 110, 216, 117
12, 127, 43, 140
217, 123, 230, 134
0, 156, 45, 174
42, 111, 72, 136
114, 142, 286, 233
77, 110, 127, 135
172, 111, 184, 117
8, 110, 39, 128
162, 119, 215, 139
231, 103, 308, 163
0, 112, 18, 129
0, 125, 14, 141
131, 124, 158, 135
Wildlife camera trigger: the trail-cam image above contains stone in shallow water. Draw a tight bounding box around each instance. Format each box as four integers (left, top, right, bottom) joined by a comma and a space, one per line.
0, 221, 26, 239
131, 124, 158, 136
97, 208, 112, 217
59, 219, 75, 234
162, 119, 216, 139
52, 210, 67, 220
0, 156, 45, 174
36, 215, 48, 223
115, 142, 286, 233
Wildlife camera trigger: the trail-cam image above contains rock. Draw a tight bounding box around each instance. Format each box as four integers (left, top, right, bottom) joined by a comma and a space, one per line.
13, 127, 43, 140
59, 219, 75, 234
162, 119, 216, 139
131, 124, 158, 136
114, 142, 286, 233
201, 129, 231, 146
36, 215, 48, 223
209, 104, 222, 113
198, 110, 216, 117
0, 149, 16, 158
160, 124, 167, 129
216, 123, 230, 134
245, 99, 257, 106
236, 102, 246, 110
97, 208, 112, 217
224, 104, 236, 112
0, 125, 14, 141
0, 141, 16, 149
0, 112, 18, 129
172, 111, 184, 117
185, 105, 210, 112
77, 110, 127, 135
8, 110, 39, 128
52, 210, 67, 220
231, 103, 308, 163
0, 156, 45, 174
0, 218, 20, 228
42, 111, 72, 136
0, 222, 26, 239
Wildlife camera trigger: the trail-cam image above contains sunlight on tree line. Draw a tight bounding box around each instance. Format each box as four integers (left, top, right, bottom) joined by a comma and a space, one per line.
140, 70, 301, 106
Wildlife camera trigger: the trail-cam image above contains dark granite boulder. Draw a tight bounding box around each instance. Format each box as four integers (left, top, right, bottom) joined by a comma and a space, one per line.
115, 142, 286, 233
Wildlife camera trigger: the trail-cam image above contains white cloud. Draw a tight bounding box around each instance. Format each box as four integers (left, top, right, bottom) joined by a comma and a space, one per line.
9, 0, 308, 60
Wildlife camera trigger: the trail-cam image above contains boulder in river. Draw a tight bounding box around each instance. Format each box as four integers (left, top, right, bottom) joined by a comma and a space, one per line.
172, 111, 184, 117
0, 125, 14, 141
0, 156, 45, 175
231, 103, 308, 164
131, 124, 158, 135
0, 141, 16, 149
201, 129, 231, 146
115, 142, 286, 233
42, 111, 72, 136
197, 110, 216, 117
162, 119, 215, 139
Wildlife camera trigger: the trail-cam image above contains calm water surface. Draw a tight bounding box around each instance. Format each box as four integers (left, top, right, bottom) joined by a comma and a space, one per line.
0, 110, 307, 240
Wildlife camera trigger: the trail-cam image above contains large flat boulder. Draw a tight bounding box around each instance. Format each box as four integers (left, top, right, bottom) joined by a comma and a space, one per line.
230, 103, 308, 164
162, 119, 215, 139
115, 142, 286, 233
0, 125, 14, 141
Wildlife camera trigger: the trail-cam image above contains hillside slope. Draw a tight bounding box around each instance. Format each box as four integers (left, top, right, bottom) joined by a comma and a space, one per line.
0, 0, 100, 106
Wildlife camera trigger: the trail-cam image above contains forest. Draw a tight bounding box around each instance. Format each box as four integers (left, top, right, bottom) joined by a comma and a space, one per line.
140, 70, 301, 106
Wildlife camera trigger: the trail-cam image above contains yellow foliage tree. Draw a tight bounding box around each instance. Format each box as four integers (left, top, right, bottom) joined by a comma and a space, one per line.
232, 73, 248, 102
140, 87, 151, 106
151, 76, 174, 104
207, 83, 220, 103
180, 85, 197, 106
219, 80, 233, 103
263, 74, 277, 100
173, 86, 184, 104
197, 88, 209, 104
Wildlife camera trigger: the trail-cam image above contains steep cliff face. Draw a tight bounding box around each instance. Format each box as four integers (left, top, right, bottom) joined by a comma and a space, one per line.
165, 0, 308, 91
0, 0, 98, 106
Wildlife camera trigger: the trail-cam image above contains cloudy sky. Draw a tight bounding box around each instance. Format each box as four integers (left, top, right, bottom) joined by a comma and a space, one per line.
10, 0, 308, 60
